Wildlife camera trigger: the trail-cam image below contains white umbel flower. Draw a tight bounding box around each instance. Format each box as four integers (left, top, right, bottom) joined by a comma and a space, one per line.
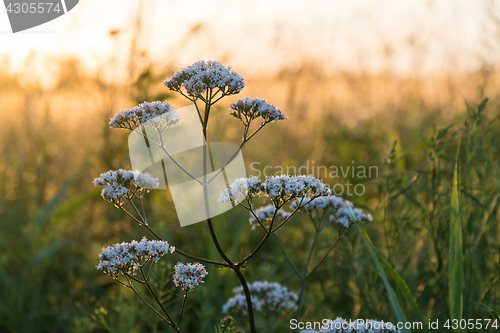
330, 205, 372, 231
173, 263, 208, 292
132, 170, 160, 189
218, 177, 251, 203
291, 195, 346, 212
97, 237, 175, 279
222, 280, 298, 315
229, 97, 287, 126
110, 101, 181, 131
93, 169, 159, 204
219, 175, 330, 204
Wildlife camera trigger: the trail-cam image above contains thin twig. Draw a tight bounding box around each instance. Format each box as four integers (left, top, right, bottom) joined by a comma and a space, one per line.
307, 236, 342, 278
177, 291, 188, 326
140, 267, 180, 332
273, 233, 302, 278
156, 128, 203, 185
124, 275, 172, 326
201, 93, 257, 333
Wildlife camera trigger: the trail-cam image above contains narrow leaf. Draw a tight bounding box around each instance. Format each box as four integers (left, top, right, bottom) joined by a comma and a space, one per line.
361, 228, 430, 333
353, 220, 410, 333
34, 179, 73, 228
449, 135, 463, 333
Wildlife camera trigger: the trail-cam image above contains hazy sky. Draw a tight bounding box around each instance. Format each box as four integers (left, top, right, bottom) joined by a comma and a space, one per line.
0, 0, 498, 78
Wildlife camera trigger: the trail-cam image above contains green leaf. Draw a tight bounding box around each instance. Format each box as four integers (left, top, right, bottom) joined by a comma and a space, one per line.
34, 178, 73, 228
361, 229, 430, 333
353, 221, 410, 333
449, 135, 463, 333
55, 187, 101, 218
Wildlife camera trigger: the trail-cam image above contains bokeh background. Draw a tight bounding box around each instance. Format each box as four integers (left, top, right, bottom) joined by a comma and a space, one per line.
1, 0, 500, 332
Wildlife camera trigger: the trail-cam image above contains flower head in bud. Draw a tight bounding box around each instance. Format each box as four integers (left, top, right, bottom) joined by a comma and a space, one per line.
218, 315, 244, 333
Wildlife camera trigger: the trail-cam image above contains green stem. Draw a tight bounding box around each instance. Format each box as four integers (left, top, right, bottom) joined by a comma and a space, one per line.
237, 203, 283, 266
270, 195, 317, 233
124, 276, 173, 329
232, 267, 257, 333
307, 236, 341, 279
200, 94, 256, 333
123, 202, 229, 267
206, 123, 266, 184
141, 268, 181, 332
274, 233, 301, 278
238, 197, 317, 267
129, 199, 145, 221
295, 227, 321, 323
177, 291, 188, 326
243, 199, 266, 231
156, 128, 203, 185
207, 218, 234, 266
192, 98, 204, 125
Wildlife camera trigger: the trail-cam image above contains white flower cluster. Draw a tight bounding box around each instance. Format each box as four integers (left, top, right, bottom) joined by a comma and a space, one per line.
109, 101, 181, 131
163, 60, 245, 98
219, 175, 331, 205
93, 169, 160, 204
173, 263, 208, 292
305, 317, 400, 333
330, 205, 373, 230
291, 195, 346, 212
288, 194, 372, 231
228, 97, 287, 126
97, 237, 175, 279
221, 294, 260, 315
222, 281, 298, 315
132, 170, 160, 189
265, 175, 331, 202
218, 177, 263, 204
248, 204, 291, 230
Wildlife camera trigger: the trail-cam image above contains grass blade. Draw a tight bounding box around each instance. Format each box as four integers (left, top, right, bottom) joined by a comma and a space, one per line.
449, 136, 463, 332
55, 187, 101, 218
353, 220, 410, 333
360, 227, 430, 333
34, 178, 73, 228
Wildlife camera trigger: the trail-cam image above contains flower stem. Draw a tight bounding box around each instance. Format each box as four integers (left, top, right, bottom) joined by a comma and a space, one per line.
201, 95, 257, 333
238, 201, 304, 267
128, 200, 230, 267
177, 291, 188, 326
141, 268, 181, 332
233, 266, 257, 333
307, 236, 341, 278
273, 233, 301, 279
125, 275, 177, 331
295, 227, 321, 323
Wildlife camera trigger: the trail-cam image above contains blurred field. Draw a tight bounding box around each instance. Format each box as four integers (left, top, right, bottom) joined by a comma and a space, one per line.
1, 43, 500, 333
